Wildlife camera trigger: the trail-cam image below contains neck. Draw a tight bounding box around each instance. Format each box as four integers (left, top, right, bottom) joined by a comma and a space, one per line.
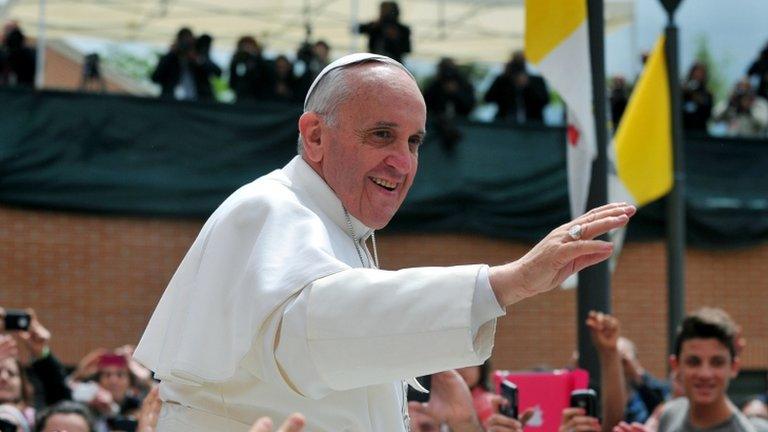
688, 396, 733, 428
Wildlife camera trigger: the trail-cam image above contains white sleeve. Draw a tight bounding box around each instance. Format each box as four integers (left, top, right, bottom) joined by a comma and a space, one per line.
274, 264, 505, 399
472, 265, 506, 338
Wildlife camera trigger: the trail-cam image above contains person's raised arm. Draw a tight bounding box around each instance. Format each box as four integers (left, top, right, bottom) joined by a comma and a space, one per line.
489, 203, 634, 306
586, 311, 627, 432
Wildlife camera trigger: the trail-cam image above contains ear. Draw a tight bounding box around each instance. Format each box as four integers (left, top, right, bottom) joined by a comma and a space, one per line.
669, 354, 678, 371
299, 112, 325, 164
730, 356, 741, 379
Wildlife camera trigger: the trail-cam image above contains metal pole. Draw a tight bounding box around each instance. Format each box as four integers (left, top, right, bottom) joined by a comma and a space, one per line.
664, 10, 686, 358
349, 0, 360, 53
578, 0, 610, 391
34, 0, 47, 89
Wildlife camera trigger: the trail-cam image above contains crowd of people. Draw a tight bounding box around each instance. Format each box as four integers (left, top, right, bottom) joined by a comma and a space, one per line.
4, 1, 768, 138
2, 306, 765, 432
609, 41, 768, 138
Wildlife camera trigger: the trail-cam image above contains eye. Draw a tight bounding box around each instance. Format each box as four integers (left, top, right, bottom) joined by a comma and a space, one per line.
710, 357, 727, 367
372, 129, 393, 140
408, 136, 423, 153
685, 357, 701, 367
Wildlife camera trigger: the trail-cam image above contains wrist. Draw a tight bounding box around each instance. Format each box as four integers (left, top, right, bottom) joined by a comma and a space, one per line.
490, 261, 530, 306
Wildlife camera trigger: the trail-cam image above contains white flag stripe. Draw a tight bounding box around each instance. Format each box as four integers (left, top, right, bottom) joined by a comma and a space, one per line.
536, 21, 596, 219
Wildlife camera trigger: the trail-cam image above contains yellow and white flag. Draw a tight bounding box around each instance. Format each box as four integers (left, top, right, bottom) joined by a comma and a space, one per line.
526, 0, 595, 220
611, 35, 673, 207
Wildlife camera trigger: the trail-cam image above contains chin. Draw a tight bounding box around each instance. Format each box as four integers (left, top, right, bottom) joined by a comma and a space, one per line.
691, 391, 720, 406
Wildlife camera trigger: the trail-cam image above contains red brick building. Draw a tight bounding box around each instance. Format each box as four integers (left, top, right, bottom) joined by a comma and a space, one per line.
1, 204, 765, 381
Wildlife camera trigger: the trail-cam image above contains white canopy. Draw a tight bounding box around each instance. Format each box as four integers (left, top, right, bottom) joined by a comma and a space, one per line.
2, 0, 634, 63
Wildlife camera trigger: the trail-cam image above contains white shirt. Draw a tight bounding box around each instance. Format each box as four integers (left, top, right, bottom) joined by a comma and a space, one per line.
135, 156, 505, 431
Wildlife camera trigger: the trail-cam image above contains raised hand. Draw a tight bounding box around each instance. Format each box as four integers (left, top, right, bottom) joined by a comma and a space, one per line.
19, 308, 51, 358
490, 203, 635, 306
559, 407, 601, 432
0, 335, 18, 361
586, 311, 620, 353
137, 386, 161, 432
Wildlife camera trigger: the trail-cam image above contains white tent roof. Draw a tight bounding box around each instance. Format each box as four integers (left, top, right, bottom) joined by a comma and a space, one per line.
2, 0, 634, 63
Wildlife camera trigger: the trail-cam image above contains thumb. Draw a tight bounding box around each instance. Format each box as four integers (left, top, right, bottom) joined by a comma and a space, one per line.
520, 408, 535, 426
488, 394, 507, 413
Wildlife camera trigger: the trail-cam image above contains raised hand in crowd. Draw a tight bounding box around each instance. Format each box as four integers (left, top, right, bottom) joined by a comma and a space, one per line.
250, 413, 306, 432
136, 386, 161, 432
586, 311, 627, 432
70, 347, 109, 382
409, 370, 482, 432
560, 407, 601, 432
18, 308, 51, 358
0, 335, 18, 361
485, 400, 533, 432
587, 311, 620, 353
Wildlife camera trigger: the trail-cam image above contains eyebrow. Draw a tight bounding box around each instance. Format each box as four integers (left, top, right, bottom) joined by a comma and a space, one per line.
372, 121, 427, 137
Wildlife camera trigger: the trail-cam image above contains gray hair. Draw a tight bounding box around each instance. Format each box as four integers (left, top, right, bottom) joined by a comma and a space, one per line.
297, 54, 415, 155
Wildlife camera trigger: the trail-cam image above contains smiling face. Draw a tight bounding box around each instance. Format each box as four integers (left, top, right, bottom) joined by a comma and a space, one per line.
98, 365, 130, 403
670, 338, 739, 408
0, 358, 21, 404
301, 63, 426, 229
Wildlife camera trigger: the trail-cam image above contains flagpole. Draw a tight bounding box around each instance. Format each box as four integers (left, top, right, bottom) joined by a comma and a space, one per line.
578, 0, 610, 390
660, 0, 686, 357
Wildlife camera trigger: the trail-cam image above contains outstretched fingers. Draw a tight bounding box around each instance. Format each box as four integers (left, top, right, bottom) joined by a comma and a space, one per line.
560, 239, 614, 266
579, 203, 636, 222
568, 211, 631, 242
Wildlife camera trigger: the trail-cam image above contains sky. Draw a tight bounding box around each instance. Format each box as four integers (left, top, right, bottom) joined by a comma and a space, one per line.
607, 0, 768, 95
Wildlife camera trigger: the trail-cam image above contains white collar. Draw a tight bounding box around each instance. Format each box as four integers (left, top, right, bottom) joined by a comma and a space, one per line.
284, 156, 374, 243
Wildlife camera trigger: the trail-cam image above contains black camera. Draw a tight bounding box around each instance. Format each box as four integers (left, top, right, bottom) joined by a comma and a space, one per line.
570, 389, 598, 417
3, 309, 30, 331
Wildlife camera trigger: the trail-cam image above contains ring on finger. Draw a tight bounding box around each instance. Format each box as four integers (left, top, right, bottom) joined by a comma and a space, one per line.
568, 224, 583, 241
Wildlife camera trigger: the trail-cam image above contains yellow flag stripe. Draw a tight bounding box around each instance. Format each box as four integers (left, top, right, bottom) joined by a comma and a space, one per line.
525, 0, 587, 64
615, 36, 673, 206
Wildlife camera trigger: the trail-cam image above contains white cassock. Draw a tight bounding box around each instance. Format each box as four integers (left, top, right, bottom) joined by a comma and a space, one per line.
134, 156, 505, 431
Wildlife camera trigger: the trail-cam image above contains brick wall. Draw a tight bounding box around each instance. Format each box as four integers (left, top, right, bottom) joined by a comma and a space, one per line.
1, 205, 766, 379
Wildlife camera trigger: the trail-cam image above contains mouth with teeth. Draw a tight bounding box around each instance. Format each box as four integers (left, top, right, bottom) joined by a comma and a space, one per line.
370, 176, 398, 191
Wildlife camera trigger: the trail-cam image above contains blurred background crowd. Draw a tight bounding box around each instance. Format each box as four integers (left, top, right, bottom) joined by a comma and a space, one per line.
3, 1, 768, 138
1, 306, 766, 431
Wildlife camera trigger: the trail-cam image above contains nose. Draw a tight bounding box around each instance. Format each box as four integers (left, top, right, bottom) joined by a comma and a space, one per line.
385, 139, 414, 174
697, 363, 716, 379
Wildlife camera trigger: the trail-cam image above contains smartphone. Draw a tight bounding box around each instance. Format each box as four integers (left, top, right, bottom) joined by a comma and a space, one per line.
570, 389, 598, 417
499, 380, 519, 418
106, 416, 138, 432
3, 309, 30, 331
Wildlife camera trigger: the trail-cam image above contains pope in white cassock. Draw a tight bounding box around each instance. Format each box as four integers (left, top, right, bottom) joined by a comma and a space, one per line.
134, 53, 635, 432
